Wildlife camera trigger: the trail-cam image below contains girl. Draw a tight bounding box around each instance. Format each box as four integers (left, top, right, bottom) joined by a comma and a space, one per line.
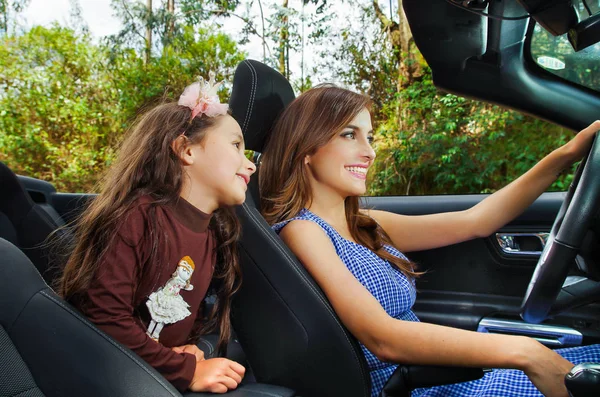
260, 84, 600, 397
59, 73, 255, 394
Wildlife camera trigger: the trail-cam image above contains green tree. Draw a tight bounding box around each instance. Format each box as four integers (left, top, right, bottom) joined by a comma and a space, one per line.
108, 0, 241, 61
108, 26, 246, 125
369, 68, 574, 196
0, 23, 246, 192
0, 26, 122, 191
228, 0, 329, 90
270, 0, 329, 88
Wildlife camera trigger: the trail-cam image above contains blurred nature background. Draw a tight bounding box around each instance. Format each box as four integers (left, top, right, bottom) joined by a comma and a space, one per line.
0, 0, 593, 194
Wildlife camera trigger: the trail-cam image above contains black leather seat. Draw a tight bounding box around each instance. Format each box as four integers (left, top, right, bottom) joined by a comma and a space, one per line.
0, 237, 295, 397
228, 59, 483, 397
0, 161, 67, 283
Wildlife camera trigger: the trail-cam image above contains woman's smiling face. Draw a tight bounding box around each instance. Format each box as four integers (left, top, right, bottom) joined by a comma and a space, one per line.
305, 107, 376, 199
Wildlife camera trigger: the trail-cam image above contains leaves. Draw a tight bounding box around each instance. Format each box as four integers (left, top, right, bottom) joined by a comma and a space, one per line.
367, 67, 574, 195
0, 24, 245, 192
0, 0, 585, 196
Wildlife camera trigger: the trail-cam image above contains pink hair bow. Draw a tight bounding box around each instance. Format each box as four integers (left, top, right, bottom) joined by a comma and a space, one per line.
178, 71, 229, 120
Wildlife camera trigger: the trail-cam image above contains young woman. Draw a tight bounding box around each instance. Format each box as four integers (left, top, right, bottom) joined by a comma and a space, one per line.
260, 84, 600, 397
59, 73, 255, 393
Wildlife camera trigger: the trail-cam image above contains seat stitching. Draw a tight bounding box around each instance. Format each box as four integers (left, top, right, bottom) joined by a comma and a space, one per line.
13, 385, 42, 397
243, 60, 258, 133
198, 338, 214, 355
39, 291, 179, 397
242, 203, 370, 394
5, 280, 46, 334
241, 60, 257, 134
244, 205, 347, 326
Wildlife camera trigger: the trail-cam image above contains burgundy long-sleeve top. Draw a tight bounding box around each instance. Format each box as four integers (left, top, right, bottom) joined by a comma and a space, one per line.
75, 196, 215, 391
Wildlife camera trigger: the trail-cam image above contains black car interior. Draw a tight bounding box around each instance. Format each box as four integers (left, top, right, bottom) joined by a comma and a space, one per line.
0, 161, 68, 284
3, 0, 600, 395
0, 237, 296, 397
410, 0, 600, 129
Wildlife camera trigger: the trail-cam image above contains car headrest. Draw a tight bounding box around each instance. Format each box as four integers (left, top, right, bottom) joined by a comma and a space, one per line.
229, 59, 295, 153
0, 161, 35, 226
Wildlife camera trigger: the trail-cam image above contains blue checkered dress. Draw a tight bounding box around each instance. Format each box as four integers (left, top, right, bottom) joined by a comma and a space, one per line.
273, 208, 600, 397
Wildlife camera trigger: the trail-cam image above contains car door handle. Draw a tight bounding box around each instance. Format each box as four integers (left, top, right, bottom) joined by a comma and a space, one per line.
477, 318, 582, 347
495, 232, 549, 256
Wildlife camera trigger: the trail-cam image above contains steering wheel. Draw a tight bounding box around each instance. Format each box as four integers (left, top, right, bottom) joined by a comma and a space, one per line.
521, 132, 600, 324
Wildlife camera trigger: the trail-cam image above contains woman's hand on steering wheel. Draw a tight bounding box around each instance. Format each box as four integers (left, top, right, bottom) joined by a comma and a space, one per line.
562, 120, 600, 163
521, 120, 600, 323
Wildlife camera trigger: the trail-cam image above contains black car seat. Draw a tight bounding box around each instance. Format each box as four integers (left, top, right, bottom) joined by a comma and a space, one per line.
228, 59, 483, 397
0, 161, 68, 283
0, 237, 294, 397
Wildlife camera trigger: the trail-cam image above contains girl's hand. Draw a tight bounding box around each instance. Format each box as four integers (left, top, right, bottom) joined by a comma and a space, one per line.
521, 340, 574, 397
172, 344, 205, 362
562, 120, 600, 163
188, 357, 246, 393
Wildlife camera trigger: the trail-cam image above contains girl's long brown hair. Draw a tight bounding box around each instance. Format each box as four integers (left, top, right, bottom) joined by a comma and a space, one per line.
260, 85, 419, 279
58, 102, 240, 354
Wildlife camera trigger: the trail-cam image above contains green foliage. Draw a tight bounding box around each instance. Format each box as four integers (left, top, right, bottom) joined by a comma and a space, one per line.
108, 0, 242, 56
368, 66, 575, 196
0, 25, 121, 192
0, 24, 245, 192
107, 26, 245, 123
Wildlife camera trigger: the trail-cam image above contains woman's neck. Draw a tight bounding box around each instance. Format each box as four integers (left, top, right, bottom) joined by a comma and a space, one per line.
306, 195, 348, 232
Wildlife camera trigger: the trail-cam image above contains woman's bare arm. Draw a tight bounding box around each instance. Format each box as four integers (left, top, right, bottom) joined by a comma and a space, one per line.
368, 121, 600, 253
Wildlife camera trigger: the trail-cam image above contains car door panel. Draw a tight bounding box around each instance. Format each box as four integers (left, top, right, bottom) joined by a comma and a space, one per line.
364, 193, 561, 295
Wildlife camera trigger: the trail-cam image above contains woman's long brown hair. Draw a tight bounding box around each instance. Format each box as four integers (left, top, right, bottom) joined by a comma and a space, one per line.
260, 85, 419, 279
58, 102, 240, 354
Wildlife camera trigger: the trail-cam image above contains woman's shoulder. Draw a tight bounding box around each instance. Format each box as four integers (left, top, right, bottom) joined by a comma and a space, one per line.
272, 209, 330, 234
272, 209, 346, 253
276, 217, 337, 256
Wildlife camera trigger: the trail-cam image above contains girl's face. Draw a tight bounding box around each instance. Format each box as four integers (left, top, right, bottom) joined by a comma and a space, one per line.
181, 115, 256, 212
305, 108, 376, 199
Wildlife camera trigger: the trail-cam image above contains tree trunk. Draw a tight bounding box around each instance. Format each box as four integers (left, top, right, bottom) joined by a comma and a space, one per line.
145, 0, 153, 64
372, 0, 422, 127
167, 0, 175, 42
1, 0, 7, 36
372, 0, 421, 90
258, 0, 267, 62
279, 0, 289, 78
